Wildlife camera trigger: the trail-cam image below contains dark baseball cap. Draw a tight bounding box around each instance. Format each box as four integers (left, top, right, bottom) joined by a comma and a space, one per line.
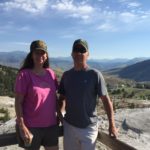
72, 39, 88, 52
30, 40, 47, 52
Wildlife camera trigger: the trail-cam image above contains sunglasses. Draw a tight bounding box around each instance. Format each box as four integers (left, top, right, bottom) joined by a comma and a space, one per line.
73, 47, 87, 53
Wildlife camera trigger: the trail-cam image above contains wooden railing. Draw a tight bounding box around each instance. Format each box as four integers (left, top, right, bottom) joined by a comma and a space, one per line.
0, 126, 137, 150
97, 132, 137, 150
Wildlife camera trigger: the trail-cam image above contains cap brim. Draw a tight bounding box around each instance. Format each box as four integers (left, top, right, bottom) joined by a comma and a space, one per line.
35, 48, 47, 52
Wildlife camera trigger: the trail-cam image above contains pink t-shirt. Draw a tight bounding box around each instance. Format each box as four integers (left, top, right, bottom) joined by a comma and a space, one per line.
15, 68, 58, 127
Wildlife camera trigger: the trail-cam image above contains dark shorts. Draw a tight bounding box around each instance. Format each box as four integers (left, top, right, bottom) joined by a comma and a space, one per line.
16, 125, 59, 150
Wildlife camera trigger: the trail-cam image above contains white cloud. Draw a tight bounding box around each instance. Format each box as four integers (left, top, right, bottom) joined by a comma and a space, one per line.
60, 34, 75, 39
97, 23, 117, 32
120, 12, 137, 23
127, 2, 141, 8
1, 0, 150, 33
92, 1, 149, 32
118, 0, 141, 8
51, 0, 94, 20
0, 23, 31, 32
12, 42, 29, 46
0, 0, 48, 13
17, 26, 31, 31
0, 23, 14, 34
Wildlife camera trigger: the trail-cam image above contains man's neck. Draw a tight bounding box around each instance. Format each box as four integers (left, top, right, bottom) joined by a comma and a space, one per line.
74, 63, 88, 71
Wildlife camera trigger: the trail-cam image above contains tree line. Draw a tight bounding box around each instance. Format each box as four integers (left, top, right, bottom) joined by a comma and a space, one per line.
0, 64, 63, 97
0, 65, 18, 97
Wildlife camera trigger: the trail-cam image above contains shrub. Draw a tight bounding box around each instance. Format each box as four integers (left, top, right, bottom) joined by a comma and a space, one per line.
0, 108, 11, 122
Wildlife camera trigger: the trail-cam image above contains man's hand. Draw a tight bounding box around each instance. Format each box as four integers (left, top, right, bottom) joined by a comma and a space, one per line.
57, 111, 64, 125
109, 125, 118, 138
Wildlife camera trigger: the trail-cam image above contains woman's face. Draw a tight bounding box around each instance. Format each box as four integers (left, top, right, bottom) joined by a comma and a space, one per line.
32, 50, 48, 66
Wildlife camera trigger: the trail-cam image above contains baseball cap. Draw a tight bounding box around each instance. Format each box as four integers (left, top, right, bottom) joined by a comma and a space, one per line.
72, 39, 88, 52
30, 40, 47, 52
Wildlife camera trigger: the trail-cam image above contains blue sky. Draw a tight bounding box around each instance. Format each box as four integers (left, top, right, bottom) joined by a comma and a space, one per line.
0, 0, 150, 59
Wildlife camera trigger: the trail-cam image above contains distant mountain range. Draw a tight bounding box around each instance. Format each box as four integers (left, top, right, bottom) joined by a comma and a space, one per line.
107, 59, 150, 82
0, 51, 149, 71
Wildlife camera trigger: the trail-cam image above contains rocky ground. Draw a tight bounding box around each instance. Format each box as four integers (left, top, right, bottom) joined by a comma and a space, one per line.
0, 96, 150, 150
98, 108, 150, 150
0, 96, 15, 122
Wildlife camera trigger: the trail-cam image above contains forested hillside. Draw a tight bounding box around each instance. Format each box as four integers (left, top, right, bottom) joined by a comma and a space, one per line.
1, 62, 150, 101
0, 65, 18, 96
0, 64, 63, 97
118, 59, 150, 81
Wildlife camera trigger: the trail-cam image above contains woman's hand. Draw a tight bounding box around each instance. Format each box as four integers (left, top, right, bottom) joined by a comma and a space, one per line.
19, 124, 33, 145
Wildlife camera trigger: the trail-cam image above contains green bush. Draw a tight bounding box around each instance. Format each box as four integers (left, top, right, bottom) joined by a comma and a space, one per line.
0, 108, 11, 122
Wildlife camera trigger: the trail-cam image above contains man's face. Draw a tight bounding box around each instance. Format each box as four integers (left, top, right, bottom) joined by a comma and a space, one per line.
72, 45, 89, 64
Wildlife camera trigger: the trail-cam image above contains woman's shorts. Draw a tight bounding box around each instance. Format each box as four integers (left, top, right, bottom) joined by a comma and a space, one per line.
16, 124, 59, 150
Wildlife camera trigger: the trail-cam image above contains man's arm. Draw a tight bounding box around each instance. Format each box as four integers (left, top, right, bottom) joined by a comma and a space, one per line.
100, 95, 118, 138
57, 94, 66, 123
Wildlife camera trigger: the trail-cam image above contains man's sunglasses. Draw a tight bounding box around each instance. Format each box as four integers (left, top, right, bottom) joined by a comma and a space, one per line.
73, 47, 87, 53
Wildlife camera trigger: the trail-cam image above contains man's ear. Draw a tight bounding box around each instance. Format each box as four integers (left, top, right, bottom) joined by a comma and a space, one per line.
87, 51, 89, 57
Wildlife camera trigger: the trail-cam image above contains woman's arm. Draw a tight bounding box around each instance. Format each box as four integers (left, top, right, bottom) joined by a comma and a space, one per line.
15, 93, 32, 144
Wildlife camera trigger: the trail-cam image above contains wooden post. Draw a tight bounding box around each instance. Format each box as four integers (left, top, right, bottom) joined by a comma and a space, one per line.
0, 133, 17, 147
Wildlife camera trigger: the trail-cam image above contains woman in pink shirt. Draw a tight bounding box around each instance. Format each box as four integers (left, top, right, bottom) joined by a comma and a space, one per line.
15, 40, 59, 150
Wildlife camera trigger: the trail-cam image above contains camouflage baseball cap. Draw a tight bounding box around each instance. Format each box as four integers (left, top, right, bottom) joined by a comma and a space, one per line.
30, 40, 47, 52
72, 39, 88, 52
